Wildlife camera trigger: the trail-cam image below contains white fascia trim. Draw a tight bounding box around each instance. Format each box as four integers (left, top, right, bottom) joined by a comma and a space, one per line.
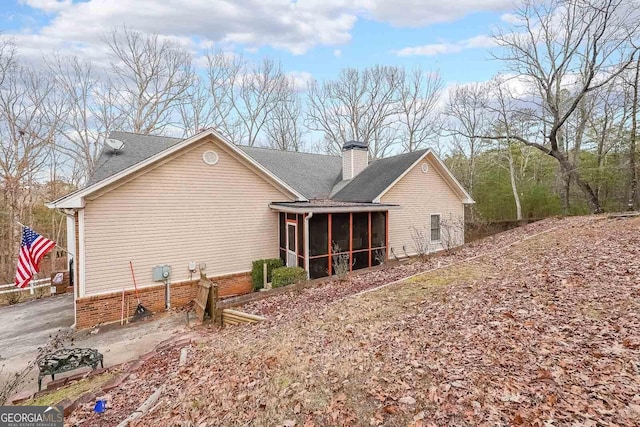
47, 129, 307, 209
373, 149, 475, 204
269, 204, 400, 214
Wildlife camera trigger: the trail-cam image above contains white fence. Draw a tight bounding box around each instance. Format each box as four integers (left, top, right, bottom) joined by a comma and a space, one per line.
0, 278, 52, 295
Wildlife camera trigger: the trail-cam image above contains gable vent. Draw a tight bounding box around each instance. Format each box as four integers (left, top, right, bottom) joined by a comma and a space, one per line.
203, 150, 219, 165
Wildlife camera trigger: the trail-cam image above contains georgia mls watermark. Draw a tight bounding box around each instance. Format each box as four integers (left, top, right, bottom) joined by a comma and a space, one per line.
0, 406, 63, 427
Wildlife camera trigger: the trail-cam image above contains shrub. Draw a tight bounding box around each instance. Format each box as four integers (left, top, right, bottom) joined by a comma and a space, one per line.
272, 266, 307, 288
331, 243, 353, 280
251, 258, 283, 290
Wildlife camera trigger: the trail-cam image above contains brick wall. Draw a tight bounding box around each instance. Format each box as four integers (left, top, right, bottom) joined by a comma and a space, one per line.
76, 271, 252, 330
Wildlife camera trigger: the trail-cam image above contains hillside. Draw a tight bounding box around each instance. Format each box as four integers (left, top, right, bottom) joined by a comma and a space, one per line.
69, 215, 640, 426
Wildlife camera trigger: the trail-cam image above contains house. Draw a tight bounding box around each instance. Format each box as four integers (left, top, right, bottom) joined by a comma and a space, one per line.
48, 129, 474, 329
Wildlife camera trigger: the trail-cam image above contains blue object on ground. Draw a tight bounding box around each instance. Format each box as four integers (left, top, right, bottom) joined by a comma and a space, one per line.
94, 399, 106, 413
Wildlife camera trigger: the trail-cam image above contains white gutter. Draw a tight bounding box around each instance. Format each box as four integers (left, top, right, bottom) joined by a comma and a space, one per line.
269, 204, 399, 214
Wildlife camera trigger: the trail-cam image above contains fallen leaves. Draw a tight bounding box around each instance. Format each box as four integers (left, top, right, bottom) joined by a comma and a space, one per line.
69, 215, 640, 426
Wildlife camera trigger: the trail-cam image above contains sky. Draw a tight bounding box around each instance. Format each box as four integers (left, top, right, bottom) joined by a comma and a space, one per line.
0, 0, 518, 87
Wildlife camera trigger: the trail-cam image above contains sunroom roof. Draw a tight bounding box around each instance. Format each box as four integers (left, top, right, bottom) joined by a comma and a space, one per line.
269, 200, 398, 214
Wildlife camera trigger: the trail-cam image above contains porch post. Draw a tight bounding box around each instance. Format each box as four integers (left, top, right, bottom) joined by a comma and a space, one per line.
349, 213, 353, 272
328, 214, 332, 276
304, 212, 313, 279
368, 212, 372, 268
385, 211, 389, 261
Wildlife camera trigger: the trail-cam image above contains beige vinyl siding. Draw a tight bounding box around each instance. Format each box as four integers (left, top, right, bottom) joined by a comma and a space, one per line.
82, 137, 294, 296
381, 156, 464, 257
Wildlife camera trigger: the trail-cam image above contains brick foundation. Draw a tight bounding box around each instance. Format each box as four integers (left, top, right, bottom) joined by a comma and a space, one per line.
76, 272, 252, 330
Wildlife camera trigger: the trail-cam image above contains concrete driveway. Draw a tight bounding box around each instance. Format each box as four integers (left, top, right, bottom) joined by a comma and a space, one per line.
0, 294, 75, 363
0, 293, 189, 394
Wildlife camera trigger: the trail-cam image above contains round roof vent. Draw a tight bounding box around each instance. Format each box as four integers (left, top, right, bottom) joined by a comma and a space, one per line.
203, 150, 219, 165
421, 163, 429, 174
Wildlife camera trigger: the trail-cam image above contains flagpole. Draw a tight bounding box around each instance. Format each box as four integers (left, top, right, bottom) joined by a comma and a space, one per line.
16, 221, 74, 257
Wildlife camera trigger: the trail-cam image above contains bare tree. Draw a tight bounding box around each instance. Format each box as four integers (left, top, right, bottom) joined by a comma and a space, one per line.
306, 66, 401, 158
105, 27, 194, 135
0, 59, 59, 278
490, 77, 524, 220
585, 76, 629, 203
46, 54, 123, 183
202, 49, 243, 141
483, 0, 640, 213
265, 78, 305, 151
445, 82, 491, 195
628, 55, 639, 210
230, 57, 288, 146
397, 68, 444, 152
0, 36, 16, 88
176, 75, 214, 137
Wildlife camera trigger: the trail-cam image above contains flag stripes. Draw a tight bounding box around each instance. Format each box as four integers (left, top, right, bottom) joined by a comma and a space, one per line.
15, 226, 56, 289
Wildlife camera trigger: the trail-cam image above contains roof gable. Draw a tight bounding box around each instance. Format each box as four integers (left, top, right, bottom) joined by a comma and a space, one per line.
332, 150, 428, 202
48, 129, 307, 208
333, 149, 474, 204
85, 133, 342, 200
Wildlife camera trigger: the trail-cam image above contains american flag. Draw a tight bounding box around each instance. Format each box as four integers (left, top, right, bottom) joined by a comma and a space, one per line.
15, 226, 56, 289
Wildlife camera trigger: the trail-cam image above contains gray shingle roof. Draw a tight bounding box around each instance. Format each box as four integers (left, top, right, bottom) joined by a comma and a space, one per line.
87, 132, 426, 203
87, 131, 182, 186
238, 146, 342, 199
332, 150, 428, 202
88, 132, 343, 199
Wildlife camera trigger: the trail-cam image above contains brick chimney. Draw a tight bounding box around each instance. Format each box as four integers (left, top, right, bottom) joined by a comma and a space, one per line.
342, 140, 368, 180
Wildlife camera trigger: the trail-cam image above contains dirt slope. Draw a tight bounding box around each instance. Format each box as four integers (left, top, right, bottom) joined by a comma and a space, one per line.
69, 215, 640, 426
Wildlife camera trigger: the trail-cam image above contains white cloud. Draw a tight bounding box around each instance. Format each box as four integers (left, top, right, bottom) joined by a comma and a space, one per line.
19, 0, 72, 13
396, 43, 461, 56
287, 71, 314, 91
11, 0, 357, 59
462, 35, 496, 49
333, 49, 342, 57
500, 12, 523, 24
357, 0, 514, 27
9, 0, 517, 62
395, 34, 496, 57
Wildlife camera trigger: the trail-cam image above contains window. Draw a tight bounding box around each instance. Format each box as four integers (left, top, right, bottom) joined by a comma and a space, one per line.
430, 214, 441, 242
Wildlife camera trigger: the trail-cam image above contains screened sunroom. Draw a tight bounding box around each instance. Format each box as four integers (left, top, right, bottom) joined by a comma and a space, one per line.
270, 201, 395, 279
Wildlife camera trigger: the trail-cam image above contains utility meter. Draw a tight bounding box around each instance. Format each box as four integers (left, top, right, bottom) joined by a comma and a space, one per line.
152, 265, 171, 281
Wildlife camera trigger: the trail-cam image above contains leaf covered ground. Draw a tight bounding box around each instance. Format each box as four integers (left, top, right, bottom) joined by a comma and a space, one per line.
69, 215, 640, 426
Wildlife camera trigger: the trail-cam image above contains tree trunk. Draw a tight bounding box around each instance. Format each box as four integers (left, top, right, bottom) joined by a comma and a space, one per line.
507, 146, 522, 220
552, 150, 603, 213
629, 56, 639, 211
562, 174, 571, 214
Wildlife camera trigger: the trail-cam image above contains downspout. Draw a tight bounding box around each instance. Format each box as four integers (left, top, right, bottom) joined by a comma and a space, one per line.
60, 208, 77, 330
304, 212, 314, 279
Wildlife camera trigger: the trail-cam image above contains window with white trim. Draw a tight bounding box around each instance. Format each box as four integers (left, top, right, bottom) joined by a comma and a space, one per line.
430, 214, 441, 242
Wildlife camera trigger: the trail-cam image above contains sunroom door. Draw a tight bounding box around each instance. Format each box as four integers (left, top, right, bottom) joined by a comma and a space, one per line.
286, 222, 297, 267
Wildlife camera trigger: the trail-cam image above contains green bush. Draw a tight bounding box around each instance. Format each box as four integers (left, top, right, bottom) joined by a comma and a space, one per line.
272, 266, 307, 288
251, 258, 283, 290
